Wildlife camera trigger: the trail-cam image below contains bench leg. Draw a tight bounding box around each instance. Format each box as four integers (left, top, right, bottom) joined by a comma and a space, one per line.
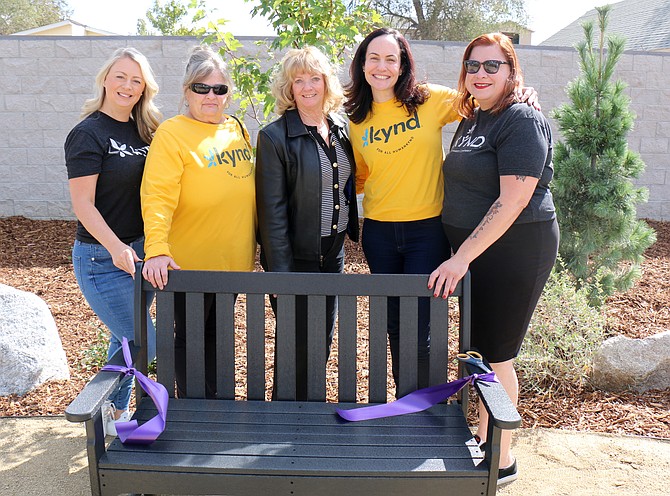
484, 426, 503, 496
83, 412, 106, 496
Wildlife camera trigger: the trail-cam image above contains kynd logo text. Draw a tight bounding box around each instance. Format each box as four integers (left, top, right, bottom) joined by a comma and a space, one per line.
362, 111, 421, 147
205, 147, 253, 168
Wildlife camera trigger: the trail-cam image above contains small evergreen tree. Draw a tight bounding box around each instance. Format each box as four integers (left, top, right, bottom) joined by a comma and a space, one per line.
551, 5, 656, 306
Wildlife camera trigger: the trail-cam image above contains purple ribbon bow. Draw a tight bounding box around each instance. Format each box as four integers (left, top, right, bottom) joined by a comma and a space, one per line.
101, 337, 168, 444
336, 372, 498, 422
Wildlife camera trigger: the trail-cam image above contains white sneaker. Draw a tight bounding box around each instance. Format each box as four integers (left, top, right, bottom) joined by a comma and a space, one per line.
101, 400, 117, 436
101, 401, 131, 437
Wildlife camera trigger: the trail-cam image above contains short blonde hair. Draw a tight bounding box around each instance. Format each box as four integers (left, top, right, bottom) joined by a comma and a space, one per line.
182, 45, 233, 110
81, 47, 161, 144
272, 46, 344, 116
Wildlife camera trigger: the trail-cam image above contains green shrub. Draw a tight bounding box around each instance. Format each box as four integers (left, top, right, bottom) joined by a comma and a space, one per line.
80, 324, 110, 372
517, 265, 606, 396
80, 323, 157, 376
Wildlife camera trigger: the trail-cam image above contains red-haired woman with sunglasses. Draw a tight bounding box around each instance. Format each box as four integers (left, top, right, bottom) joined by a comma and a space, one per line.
429, 33, 559, 484
141, 45, 256, 398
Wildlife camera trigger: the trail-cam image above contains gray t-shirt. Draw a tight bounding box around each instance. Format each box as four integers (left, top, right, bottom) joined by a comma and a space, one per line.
442, 103, 556, 229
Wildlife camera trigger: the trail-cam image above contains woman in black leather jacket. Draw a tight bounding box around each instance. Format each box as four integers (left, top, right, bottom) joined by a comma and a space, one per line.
255, 46, 359, 400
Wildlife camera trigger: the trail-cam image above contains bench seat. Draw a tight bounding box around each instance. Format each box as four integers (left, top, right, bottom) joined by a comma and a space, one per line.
98, 398, 488, 495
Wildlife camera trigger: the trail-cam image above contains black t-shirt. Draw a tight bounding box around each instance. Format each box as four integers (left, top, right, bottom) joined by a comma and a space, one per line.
65, 111, 149, 244
442, 103, 556, 229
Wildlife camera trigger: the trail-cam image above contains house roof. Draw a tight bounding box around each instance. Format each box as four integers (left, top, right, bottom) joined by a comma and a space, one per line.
540, 0, 670, 51
10, 19, 119, 36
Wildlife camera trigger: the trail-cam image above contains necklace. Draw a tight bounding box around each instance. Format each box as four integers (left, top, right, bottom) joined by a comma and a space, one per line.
298, 109, 329, 142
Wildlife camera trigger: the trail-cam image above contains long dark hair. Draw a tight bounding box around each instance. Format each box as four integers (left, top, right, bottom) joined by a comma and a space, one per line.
344, 27, 428, 124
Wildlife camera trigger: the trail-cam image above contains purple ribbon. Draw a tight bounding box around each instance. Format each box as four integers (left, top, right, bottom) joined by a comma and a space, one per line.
336, 372, 498, 421
101, 337, 168, 444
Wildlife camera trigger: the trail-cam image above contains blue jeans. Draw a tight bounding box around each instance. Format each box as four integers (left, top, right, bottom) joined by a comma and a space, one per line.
361, 217, 450, 390
72, 238, 156, 410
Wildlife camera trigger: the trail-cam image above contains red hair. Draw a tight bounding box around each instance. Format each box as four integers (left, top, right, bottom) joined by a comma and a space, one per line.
455, 33, 524, 119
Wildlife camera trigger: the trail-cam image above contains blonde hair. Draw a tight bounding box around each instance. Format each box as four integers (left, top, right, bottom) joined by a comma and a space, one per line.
81, 47, 161, 144
181, 45, 233, 110
455, 33, 524, 119
272, 46, 344, 116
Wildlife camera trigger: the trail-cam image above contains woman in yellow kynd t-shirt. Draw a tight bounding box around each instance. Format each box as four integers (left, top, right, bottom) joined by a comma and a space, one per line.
141, 46, 256, 398
344, 28, 457, 391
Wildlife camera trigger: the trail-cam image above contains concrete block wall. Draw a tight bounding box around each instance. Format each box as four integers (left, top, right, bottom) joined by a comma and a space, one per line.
0, 36, 668, 221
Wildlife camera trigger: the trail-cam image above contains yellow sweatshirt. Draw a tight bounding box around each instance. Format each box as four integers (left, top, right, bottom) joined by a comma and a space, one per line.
141, 114, 256, 271
349, 84, 460, 222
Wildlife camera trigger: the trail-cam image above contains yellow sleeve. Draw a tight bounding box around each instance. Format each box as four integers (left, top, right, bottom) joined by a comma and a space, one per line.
354, 145, 369, 195
428, 84, 461, 125
141, 125, 184, 260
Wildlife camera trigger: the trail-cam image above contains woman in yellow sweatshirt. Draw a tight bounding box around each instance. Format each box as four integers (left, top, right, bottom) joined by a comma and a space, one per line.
141, 46, 256, 398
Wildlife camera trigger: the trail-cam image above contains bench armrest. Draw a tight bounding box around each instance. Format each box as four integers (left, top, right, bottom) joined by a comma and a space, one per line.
64, 342, 139, 423
466, 363, 522, 430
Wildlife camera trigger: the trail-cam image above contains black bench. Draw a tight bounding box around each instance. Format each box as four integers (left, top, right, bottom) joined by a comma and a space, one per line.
65, 268, 521, 496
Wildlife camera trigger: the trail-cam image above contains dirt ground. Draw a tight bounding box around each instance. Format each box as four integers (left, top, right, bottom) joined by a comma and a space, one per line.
0, 216, 668, 439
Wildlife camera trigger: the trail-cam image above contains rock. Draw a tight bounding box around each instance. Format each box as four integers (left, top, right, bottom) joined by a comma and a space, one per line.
591, 331, 670, 392
0, 284, 70, 396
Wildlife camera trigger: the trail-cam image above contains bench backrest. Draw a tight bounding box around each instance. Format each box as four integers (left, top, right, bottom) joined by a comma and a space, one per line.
134, 270, 471, 402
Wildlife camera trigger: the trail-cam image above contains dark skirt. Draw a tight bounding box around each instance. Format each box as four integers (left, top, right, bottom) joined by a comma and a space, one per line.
444, 218, 559, 363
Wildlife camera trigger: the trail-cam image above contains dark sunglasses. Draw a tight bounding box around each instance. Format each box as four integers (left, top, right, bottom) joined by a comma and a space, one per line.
463, 59, 509, 75
190, 83, 229, 95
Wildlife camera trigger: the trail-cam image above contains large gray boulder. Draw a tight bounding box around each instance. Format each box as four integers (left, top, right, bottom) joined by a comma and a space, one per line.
591, 331, 670, 392
0, 284, 70, 396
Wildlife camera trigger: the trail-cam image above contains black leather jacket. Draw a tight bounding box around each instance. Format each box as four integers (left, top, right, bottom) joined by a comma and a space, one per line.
255, 109, 359, 272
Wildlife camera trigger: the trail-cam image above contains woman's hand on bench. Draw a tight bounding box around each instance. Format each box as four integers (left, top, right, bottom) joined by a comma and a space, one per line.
142, 256, 181, 290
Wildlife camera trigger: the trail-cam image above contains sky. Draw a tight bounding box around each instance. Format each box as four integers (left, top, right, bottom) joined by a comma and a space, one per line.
64, 0, 616, 44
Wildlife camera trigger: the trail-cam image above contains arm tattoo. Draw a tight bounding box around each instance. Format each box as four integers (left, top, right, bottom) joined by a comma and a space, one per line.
469, 201, 503, 240
516, 175, 527, 182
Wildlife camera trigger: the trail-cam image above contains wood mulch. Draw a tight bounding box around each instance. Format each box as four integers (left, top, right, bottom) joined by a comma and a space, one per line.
0, 216, 668, 438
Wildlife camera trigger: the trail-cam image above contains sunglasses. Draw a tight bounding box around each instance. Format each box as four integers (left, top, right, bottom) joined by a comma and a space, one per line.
463, 59, 509, 75
190, 83, 229, 95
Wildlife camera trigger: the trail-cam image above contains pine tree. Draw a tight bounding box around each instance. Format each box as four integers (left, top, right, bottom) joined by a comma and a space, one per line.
551, 5, 656, 306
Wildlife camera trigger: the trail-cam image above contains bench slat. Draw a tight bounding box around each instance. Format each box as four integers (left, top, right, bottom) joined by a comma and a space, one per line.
429, 297, 450, 385
185, 292, 206, 398
216, 293, 236, 399
100, 450, 486, 475
307, 294, 327, 400
275, 295, 296, 400
337, 295, 357, 402
368, 296, 388, 403
155, 291, 176, 397
398, 296, 418, 397
107, 438, 481, 460
246, 293, 266, 400
136, 397, 468, 416
146, 271, 465, 298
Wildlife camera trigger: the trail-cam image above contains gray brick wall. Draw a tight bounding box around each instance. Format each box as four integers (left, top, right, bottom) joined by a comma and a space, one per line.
1, 36, 668, 221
